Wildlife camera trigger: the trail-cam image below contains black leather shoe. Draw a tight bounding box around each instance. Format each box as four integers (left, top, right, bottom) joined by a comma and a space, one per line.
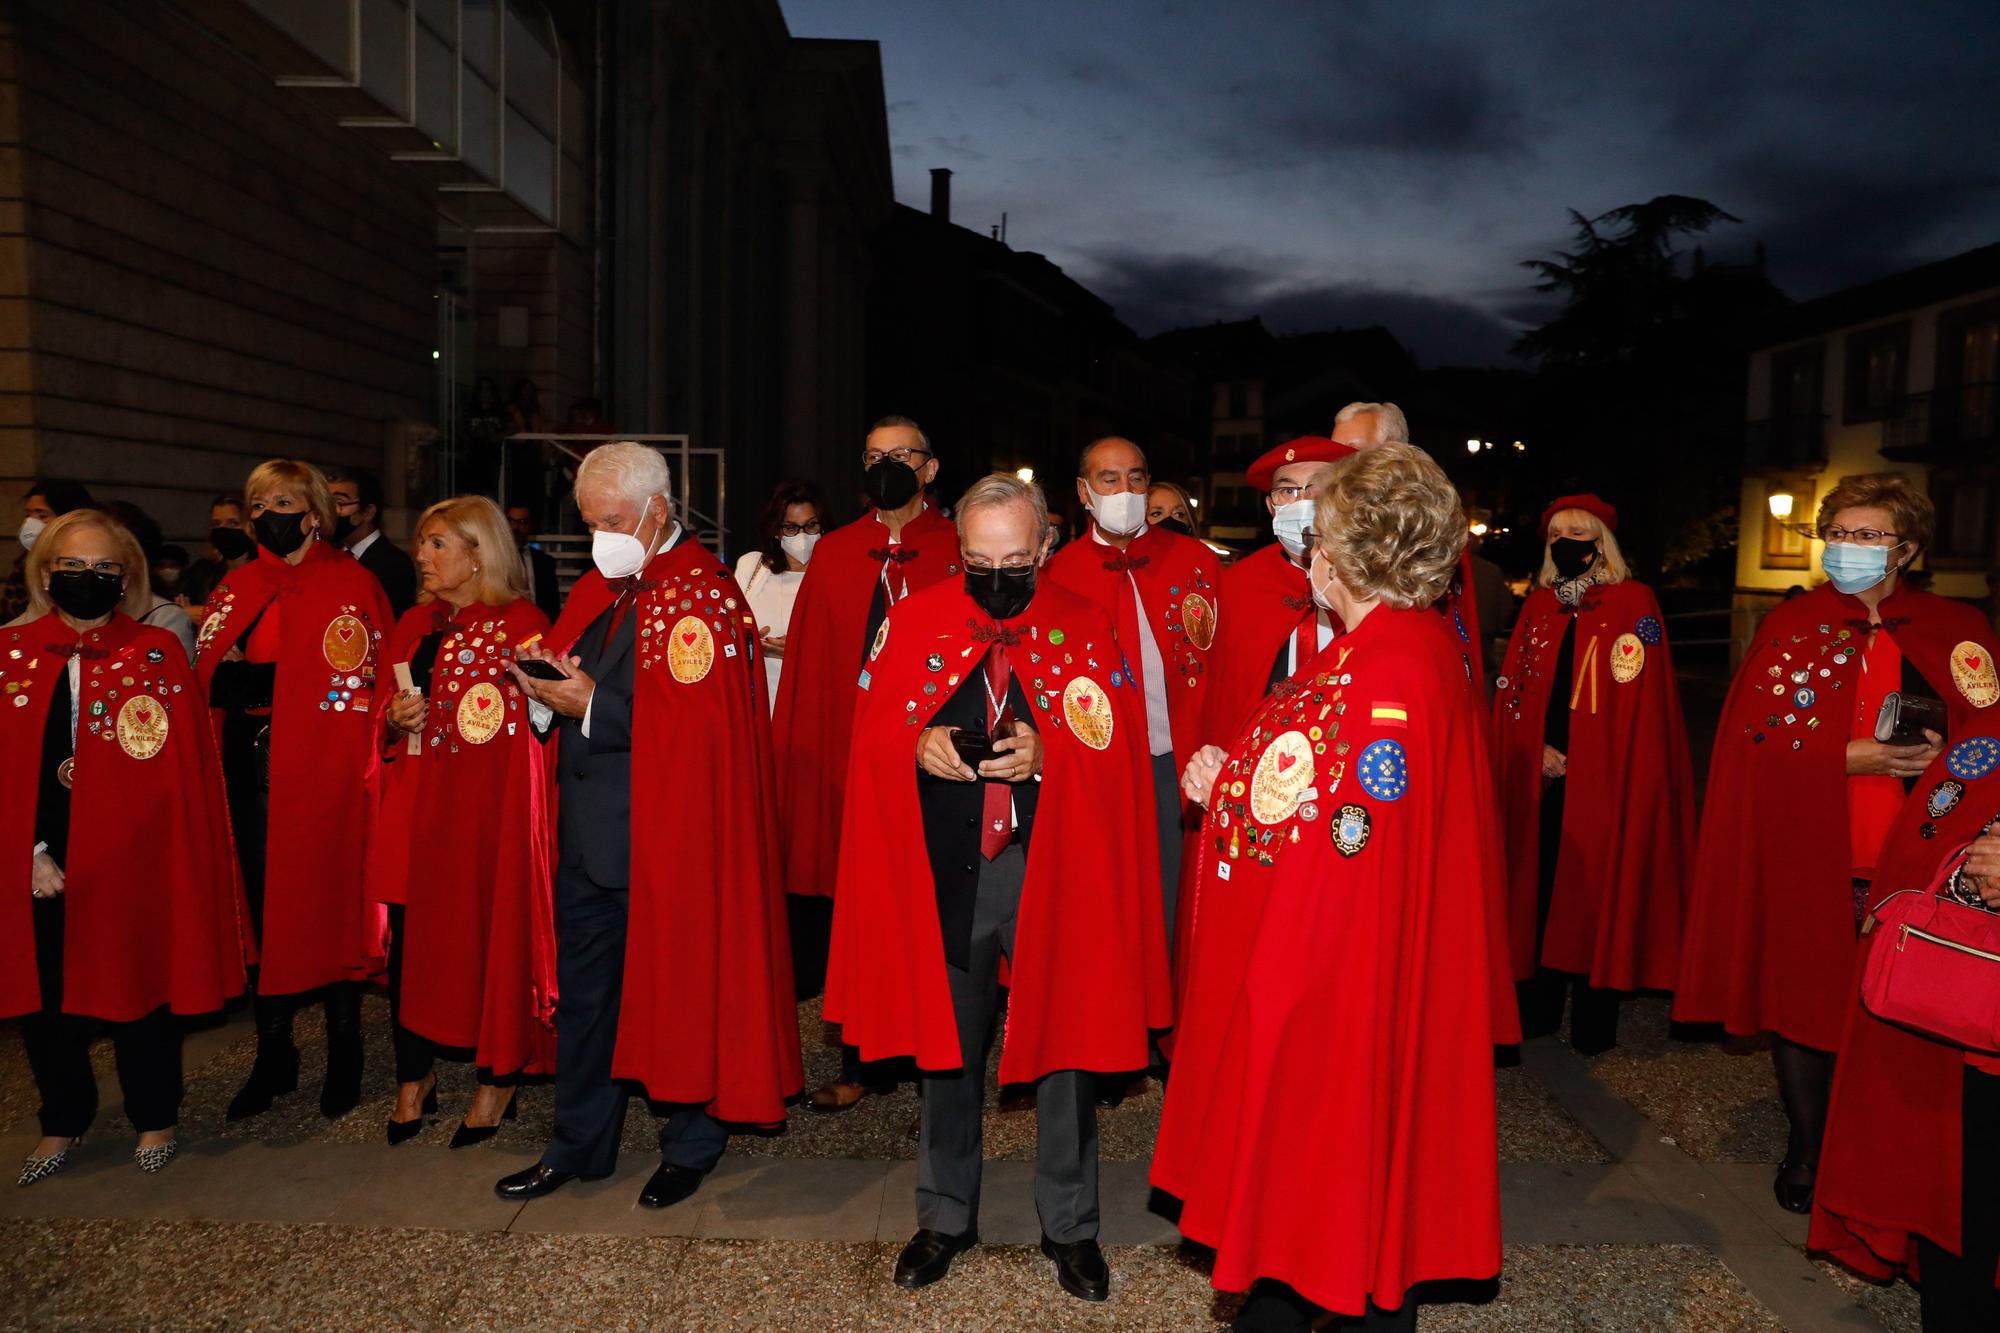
226, 1042, 300, 1122
894, 1228, 977, 1290
386, 1078, 439, 1146
494, 1163, 580, 1201
448, 1093, 516, 1150
638, 1162, 705, 1209
1041, 1234, 1109, 1302
320, 1034, 364, 1119
1773, 1160, 1816, 1214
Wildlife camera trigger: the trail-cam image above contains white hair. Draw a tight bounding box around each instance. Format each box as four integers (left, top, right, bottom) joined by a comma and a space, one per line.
576, 441, 675, 518
1333, 401, 1410, 447
956, 472, 1050, 542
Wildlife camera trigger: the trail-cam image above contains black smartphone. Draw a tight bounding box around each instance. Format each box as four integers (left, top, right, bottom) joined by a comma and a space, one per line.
950, 727, 1002, 769
514, 657, 568, 682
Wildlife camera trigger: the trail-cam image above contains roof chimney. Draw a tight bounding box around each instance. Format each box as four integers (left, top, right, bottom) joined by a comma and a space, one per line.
929, 168, 952, 223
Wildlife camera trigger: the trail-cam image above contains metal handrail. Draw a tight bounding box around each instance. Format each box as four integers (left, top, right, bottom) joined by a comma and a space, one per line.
501, 433, 729, 554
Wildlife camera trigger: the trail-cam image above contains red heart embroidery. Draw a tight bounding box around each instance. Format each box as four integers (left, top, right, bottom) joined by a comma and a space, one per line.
135, 707, 152, 724
1277, 752, 1297, 772
1970, 655, 1985, 671
1078, 693, 1095, 710
1621, 643, 1636, 655
681, 631, 698, 646
337, 625, 355, 641
475, 696, 491, 711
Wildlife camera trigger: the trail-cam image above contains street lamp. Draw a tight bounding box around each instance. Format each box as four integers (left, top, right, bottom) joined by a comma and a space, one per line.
1768, 491, 1795, 521
1466, 439, 1481, 455
1015, 467, 1035, 483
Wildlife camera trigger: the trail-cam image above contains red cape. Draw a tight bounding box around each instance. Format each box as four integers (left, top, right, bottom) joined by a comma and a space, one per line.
1811, 703, 2000, 1286
772, 506, 960, 897
1043, 522, 1222, 778
1153, 606, 1507, 1314
1442, 549, 1486, 684
1675, 583, 2000, 1050
823, 579, 1172, 1082
1, 613, 248, 1020
544, 539, 801, 1123
1492, 580, 1693, 989
367, 598, 557, 1076
1200, 543, 1317, 753
194, 542, 392, 996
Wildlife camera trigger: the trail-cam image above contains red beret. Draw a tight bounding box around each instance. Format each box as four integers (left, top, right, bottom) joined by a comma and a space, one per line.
1540, 493, 1618, 534
1247, 436, 1358, 493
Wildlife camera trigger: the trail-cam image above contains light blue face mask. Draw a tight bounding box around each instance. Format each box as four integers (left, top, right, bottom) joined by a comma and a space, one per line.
1821, 541, 1894, 595
1271, 499, 1314, 557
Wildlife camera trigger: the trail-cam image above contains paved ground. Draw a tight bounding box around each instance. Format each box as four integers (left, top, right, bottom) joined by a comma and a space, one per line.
0, 991, 1920, 1331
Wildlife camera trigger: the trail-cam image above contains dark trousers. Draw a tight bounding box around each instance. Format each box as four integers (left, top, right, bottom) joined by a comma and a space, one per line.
1515, 776, 1619, 1053
541, 862, 726, 1178
1152, 750, 1183, 960
917, 843, 1098, 1242
1917, 1066, 2000, 1330
21, 897, 182, 1137
386, 904, 501, 1088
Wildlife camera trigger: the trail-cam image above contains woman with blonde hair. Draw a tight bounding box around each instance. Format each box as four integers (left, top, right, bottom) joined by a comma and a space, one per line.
3, 511, 246, 1183
1492, 495, 1693, 1055
195, 459, 394, 1123
369, 495, 556, 1146
1158, 444, 1513, 1331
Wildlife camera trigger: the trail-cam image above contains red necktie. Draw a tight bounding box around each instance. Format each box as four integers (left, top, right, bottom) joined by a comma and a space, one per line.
1290, 606, 1318, 678
980, 643, 1014, 860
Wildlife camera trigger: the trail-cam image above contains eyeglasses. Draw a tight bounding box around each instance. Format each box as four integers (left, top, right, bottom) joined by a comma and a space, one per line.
1824, 527, 1900, 544
863, 447, 932, 467
1270, 484, 1318, 503
777, 521, 822, 537
963, 557, 1036, 572
1301, 530, 1321, 551
53, 557, 125, 577
333, 497, 360, 512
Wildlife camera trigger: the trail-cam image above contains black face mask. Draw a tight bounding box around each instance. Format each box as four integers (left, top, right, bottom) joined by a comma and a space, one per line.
211, 526, 255, 560
333, 514, 358, 545
47, 569, 124, 621
1550, 537, 1598, 580
253, 510, 311, 557
1159, 517, 1195, 539
966, 564, 1037, 621
864, 459, 922, 511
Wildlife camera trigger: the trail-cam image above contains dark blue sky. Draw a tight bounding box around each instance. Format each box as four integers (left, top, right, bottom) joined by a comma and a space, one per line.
783, 0, 2000, 366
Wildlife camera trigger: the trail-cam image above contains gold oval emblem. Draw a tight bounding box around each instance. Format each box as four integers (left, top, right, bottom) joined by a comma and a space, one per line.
323, 614, 368, 672
1951, 640, 1999, 708
1610, 632, 1644, 684
1249, 729, 1314, 825
1182, 592, 1215, 652
115, 694, 169, 760
667, 615, 715, 684
870, 619, 891, 662
197, 610, 227, 651
456, 681, 505, 745
1061, 675, 1114, 750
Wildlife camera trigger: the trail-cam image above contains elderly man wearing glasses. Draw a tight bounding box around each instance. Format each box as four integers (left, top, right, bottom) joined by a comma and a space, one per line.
772, 416, 963, 1112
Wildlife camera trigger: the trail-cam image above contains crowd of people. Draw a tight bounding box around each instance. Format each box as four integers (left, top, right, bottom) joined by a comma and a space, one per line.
7, 406, 2000, 1331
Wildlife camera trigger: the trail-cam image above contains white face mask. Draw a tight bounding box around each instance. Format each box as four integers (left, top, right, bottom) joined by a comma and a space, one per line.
18, 515, 45, 552
780, 531, 818, 565
1271, 499, 1314, 558
1089, 489, 1148, 538
1308, 550, 1337, 612
591, 502, 658, 579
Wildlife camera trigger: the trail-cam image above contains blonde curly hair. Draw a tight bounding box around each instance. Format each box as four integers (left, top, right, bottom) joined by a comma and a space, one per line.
1311, 443, 1466, 610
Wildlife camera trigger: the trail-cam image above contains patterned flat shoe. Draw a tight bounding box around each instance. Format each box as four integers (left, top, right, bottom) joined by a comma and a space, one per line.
134, 1139, 179, 1174
17, 1136, 81, 1187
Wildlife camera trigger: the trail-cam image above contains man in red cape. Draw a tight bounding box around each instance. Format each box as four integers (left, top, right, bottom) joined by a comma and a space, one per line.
1491, 494, 1693, 1050
1811, 750, 2000, 1326
773, 414, 960, 1110
496, 443, 800, 1210
1045, 435, 1219, 1072
826, 473, 1170, 1301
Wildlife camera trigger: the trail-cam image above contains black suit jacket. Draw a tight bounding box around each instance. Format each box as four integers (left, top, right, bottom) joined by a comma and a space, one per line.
551, 595, 639, 889
524, 544, 562, 622
918, 663, 1040, 970
355, 535, 418, 618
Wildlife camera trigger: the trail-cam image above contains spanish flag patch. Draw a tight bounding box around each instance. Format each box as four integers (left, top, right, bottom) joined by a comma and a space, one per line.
1370, 703, 1408, 728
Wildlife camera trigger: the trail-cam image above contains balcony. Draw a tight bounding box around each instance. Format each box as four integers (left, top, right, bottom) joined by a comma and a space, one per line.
1882, 382, 2000, 461
1744, 414, 1827, 469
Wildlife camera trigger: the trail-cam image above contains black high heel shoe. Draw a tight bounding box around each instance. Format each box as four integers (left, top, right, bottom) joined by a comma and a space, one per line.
385, 1079, 439, 1146
448, 1092, 517, 1149
1773, 1159, 1816, 1214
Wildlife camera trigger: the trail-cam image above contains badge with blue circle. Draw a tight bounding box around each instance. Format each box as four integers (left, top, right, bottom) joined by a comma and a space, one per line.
1357, 739, 1408, 801
1636, 615, 1662, 646
1946, 736, 2000, 781
1793, 687, 1815, 709
1452, 604, 1469, 644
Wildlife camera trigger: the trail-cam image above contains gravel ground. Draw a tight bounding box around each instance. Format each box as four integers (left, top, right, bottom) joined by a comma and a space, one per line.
1583, 997, 1790, 1163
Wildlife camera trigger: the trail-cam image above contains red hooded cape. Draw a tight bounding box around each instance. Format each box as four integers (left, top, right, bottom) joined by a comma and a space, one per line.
772, 506, 960, 897
823, 579, 1172, 1082
367, 597, 557, 1076
543, 539, 801, 1123
1675, 582, 2000, 1050
1492, 579, 1693, 989
1201, 543, 1320, 751
1, 613, 249, 1020
1153, 606, 1507, 1315
194, 542, 392, 996
1044, 521, 1221, 779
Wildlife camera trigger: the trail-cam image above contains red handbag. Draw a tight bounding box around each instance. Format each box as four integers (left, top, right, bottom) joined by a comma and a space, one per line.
1861, 846, 2000, 1053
